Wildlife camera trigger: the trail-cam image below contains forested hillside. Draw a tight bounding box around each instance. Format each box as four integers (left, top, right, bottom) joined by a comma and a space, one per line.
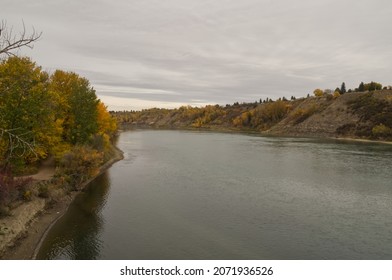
113, 86, 392, 141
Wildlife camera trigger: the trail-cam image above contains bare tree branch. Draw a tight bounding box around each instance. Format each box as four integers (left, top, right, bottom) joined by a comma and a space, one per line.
0, 20, 42, 58
0, 128, 38, 169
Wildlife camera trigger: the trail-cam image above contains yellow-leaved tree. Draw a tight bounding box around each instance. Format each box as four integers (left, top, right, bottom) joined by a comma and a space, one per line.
95, 101, 118, 152
49, 70, 99, 145
313, 89, 324, 97
0, 57, 61, 168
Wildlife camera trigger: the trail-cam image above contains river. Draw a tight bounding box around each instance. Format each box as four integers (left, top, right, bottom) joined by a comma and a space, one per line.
37, 130, 392, 259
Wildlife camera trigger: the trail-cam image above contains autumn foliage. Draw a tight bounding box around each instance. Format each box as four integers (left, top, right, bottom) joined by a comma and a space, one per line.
56, 146, 104, 190
113, 83, 392, 142
0, 57, 117, 170
0, 56, 117, 210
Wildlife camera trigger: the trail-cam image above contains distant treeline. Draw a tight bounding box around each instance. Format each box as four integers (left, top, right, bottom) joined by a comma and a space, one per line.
313, 81, 387, 97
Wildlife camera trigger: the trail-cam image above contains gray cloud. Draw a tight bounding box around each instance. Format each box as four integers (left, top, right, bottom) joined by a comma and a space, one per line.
3, 0, 392, 110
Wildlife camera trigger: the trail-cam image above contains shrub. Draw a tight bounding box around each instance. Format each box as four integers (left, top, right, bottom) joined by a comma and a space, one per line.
0, 169, 33, 209
333, 91, 341, 99
348, 93, 392, 134
336, 123, 356, 135
325, 93, 334, 101
0, 205, 10, 217
372, 124, 392, 138
22, 190, 32, 201
37, 182, 50, 198
292, 105, 318, 124
0, 171, 12, 207
57, 146, 103, 190
249, 101, 291, 129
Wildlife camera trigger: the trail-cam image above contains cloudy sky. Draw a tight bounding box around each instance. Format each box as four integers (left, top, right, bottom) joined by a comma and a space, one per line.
3, 0, 392, 110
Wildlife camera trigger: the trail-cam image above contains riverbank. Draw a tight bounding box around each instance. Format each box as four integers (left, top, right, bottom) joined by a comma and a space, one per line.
0, 146, 124, 260
114, 90, 392, 143
123, 125, 392, 146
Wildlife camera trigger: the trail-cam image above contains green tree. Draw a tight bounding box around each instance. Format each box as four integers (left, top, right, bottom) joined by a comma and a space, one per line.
340, 82, 346, 94
358, 82, 365, 92
364, 81, 382, 91
68, 79, 99, 144
49, 70, 99, 144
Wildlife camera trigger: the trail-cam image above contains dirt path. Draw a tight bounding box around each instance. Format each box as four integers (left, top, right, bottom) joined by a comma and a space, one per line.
19, 157, 56, 181
30, 166, 55, 181
33, 157, 56, 181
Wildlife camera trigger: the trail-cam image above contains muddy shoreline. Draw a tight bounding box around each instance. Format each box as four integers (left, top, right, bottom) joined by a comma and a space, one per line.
0, 146, 124, 260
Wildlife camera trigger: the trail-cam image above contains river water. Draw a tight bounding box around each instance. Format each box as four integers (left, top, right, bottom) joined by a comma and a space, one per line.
37, 130, 392, 259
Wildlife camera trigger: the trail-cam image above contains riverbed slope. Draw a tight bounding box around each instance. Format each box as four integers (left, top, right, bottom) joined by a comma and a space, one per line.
114, 90, 392, 141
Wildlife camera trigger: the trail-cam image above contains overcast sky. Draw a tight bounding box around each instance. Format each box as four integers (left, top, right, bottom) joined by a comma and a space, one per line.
3, 0, 392, 110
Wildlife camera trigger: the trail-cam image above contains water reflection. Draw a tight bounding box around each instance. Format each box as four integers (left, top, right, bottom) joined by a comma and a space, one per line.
37, 131, 392, 260
37, 173, 110, 260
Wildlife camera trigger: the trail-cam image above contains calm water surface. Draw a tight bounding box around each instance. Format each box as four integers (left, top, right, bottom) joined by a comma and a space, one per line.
37, 130, 392, 259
